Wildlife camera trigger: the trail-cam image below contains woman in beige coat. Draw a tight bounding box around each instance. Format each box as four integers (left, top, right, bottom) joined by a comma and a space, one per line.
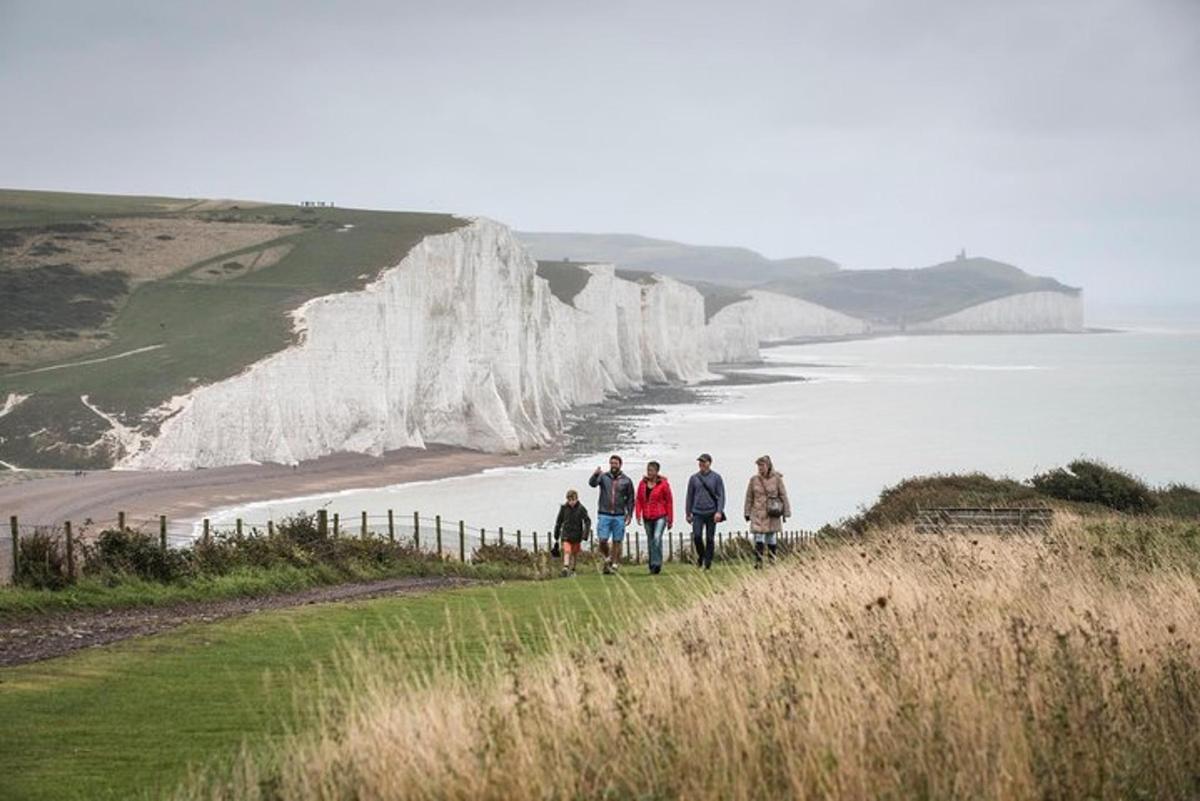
743, 455, 791, 567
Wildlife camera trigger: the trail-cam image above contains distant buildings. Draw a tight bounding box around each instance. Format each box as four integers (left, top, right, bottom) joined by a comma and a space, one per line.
299, 201, 335, 208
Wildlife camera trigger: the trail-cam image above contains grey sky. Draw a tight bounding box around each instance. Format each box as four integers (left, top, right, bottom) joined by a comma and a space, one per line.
2, 0, 1197, 307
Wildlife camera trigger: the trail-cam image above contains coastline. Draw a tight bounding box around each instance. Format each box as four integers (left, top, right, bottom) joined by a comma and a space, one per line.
0, 363, 844, 535
0, 445, 552, 531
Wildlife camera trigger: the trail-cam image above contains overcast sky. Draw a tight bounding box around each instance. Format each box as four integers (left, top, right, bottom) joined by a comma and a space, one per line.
2, 0, 1197, 306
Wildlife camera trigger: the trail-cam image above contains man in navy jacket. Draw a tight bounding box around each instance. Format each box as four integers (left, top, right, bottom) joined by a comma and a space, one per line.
685, 453, 725, 570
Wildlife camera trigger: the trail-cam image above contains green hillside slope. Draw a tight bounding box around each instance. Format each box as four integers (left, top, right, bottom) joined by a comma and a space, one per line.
0, 189, 462, 469
518, 231, 839, 285
767, 257, 1080, 325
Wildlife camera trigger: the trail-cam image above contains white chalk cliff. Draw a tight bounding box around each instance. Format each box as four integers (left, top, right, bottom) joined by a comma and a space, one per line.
122, 220, 714, 469
116, 218, 1083, 469
913, 291, 1084, 333
703, 290, 870, 362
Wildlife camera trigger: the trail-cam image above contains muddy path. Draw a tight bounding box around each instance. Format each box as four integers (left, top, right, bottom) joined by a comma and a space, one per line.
0, 575, 477, 668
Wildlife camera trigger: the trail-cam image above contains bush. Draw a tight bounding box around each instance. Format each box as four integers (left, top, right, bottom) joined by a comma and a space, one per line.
1153, 484, 1200, 518
1031, 460, 1156, 513
845, 473, 1041, 533
16, 530, 70, 590
472, 543, 536, 566
88, 528, 192, 583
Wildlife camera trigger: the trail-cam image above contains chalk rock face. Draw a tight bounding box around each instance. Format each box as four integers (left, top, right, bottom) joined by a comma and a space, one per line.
703, 290, 869, 362
913, 291, 1084, 333
123, 220, 711, 469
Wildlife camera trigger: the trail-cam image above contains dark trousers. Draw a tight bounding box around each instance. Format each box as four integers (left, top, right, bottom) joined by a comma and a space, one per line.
691, 512, 717, 567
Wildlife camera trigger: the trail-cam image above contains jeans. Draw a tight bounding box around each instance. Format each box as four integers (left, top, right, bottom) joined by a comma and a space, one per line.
692, 512, 717, 568
644, 517, 666, 569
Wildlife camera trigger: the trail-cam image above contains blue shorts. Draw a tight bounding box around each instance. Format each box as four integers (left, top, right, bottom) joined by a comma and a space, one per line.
596, 513, 626, 542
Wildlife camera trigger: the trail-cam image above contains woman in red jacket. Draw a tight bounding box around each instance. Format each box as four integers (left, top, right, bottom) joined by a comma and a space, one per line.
635, 460, 674, 575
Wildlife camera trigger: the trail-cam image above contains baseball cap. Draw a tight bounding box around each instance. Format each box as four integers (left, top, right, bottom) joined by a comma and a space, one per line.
697, 453, 713, 463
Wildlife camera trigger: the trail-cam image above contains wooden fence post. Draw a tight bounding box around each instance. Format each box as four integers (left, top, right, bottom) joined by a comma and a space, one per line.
117, 511, 126, 531
361, 511, 368, 539
203, 518, 211, 546
10, 516, 19, 582
533, 530, 539, 553
268, 520, 274, 536
668, 530, 673, 562
499, 526, 504, 547
317, 510, 328, 537
388, 510, 395, 543
436, 515, 443, 557
413, 512, 420, 551
160, 515, 168, 551
480, 527, 486, 547
64, 520, 75, 579
459, 520, 466, 562
332, 513, 339, 538
517, 529, 522, 550
236, 518, 244, 537
635, 530, 641, 564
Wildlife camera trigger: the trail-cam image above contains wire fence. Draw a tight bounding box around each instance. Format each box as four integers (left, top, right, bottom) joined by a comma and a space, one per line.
1, 510, 820, 586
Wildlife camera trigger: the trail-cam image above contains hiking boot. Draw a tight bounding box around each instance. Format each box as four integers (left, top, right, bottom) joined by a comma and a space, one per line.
560, 567, 570, 578
754, 560, 763, 570
603, 560, 613, 575
610, 561, 620, 574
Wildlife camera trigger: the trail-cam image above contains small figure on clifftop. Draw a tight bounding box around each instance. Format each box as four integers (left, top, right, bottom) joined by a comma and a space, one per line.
635, 460, 674, 575
744, 455, 791, 568
589, 455, 635, 574
686, 453, 726, 570
553, 489, 591, 577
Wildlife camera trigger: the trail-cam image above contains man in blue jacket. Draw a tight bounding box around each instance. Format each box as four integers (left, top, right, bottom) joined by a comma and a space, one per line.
588, 454, 635, 574
685, 452, 725, 570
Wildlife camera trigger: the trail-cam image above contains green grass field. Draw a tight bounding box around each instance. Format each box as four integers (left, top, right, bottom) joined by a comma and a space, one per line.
0, 190, 463, 468
0, 566, 735, 801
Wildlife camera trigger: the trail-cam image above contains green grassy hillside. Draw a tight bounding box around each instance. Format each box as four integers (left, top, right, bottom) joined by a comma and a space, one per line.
519, 233, 1079, 327
0, 568, 733, 801
0, 189, 462, 469
518, 231, 839, 285
534, 260, 593, 306
766, 256, 1079, 325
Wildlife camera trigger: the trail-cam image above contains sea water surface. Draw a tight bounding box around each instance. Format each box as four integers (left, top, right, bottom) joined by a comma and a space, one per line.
207, 329, 1200, 533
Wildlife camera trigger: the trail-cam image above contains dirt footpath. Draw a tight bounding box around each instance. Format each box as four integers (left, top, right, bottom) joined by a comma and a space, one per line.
0, 575, 476, 668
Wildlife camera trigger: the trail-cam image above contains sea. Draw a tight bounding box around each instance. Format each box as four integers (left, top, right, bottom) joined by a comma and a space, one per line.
206, 321, 1200, 535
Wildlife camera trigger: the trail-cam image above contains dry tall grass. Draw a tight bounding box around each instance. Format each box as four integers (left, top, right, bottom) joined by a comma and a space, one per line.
181, 517, 1200, 801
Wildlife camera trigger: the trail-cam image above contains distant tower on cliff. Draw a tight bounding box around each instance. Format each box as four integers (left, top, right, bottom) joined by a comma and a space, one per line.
956, 248, 967, 262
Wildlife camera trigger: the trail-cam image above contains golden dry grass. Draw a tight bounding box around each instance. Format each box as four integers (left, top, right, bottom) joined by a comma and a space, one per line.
179, 517, 1200, 801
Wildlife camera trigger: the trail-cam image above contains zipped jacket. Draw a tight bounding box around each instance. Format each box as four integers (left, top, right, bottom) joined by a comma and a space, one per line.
554, 502, 591, 544
588, 469, 635, 517
635, 476, 674, 527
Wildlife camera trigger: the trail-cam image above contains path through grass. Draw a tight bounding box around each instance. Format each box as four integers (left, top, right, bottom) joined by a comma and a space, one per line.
0, 566, 735, 801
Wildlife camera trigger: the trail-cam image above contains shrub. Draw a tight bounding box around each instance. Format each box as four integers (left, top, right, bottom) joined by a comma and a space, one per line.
1153, 484, 1200, 518
472, 543, 536, 566
87, 528, 192, 582
845, 472, 1041, 533
1031, 459, 1156, 513
16, 530, 70, 590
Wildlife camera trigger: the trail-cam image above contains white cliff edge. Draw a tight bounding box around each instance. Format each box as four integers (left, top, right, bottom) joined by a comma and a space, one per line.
703, 290, 870, 362
121, 220, 711, 470
913, 291, 1084, 333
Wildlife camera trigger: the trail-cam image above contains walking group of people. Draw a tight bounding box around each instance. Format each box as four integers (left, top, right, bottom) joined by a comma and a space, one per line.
552, 452, 791, 577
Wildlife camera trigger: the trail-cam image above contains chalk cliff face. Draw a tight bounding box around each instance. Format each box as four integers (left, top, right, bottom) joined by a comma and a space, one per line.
116, 218, 1082, 470
703, 290, 870, 362
123, 221, 712, 469
913, 291, 1084, 333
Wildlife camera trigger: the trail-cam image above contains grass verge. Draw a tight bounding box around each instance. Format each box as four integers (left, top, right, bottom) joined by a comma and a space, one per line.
179, 515, 1200, 800
0, 562, 736, 801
